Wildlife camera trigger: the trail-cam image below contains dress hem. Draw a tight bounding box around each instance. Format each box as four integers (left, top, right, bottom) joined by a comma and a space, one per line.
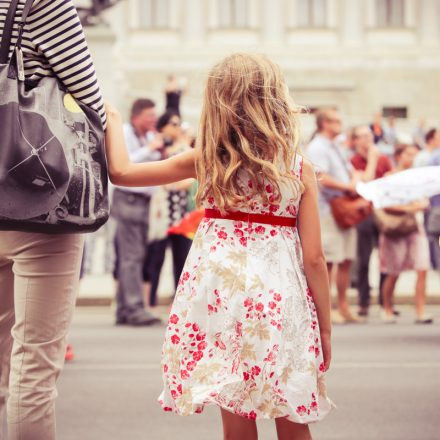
158, 394, 335, 425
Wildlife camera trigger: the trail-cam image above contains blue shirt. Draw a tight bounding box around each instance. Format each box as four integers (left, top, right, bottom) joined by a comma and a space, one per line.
306, 134, 352, 215
116, 124, 162, 196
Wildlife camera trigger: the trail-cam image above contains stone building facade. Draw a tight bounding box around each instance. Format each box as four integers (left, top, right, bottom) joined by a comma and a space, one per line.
84, 0, 440, 135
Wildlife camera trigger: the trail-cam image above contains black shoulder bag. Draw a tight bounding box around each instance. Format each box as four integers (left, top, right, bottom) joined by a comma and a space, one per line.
0, 0, 109, 233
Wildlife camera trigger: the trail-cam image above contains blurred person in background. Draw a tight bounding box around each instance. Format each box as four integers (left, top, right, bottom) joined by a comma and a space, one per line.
370, 112, 387, 144
427, 147, 440, 271
413, 118, 428, 150
413, 128, 440, 167
350, 126, 393, 319
144, 111, 194, 307
369, 112, 395, 157
307, 109, 360, 324
334, 129, 355, 161
379, 144, 432, 324
386, 115, 397, 146
414, 128, 440, 269
180, 123, 197, 149
111, 99, 163, 326
165, 74, 186, 116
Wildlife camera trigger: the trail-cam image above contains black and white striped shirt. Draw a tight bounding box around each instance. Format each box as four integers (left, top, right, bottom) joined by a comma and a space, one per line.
0, 0, 106, 127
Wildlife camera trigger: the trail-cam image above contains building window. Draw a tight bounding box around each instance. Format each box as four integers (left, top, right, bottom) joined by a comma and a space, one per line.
376, 0, 405, 27
218, 0, 250, 28
307, 106, 338, 114
382, 106, 407, 118
139, 0, 170, 29
297, 0, 327, 28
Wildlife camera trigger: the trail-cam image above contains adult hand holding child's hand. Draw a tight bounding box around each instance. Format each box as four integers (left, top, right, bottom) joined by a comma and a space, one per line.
105, 101, 122, 122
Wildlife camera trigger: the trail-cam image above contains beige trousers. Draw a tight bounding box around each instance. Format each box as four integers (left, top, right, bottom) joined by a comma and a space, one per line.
0, 231, 84, 440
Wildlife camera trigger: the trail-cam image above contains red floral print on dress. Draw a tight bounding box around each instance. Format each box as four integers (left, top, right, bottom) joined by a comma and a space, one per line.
169, 314, 179, 325
234, 228, 244, 238
217, 230, 228, 239
255, 225, 266, 234
296, 405, 307, 416
158, 156, 333, 423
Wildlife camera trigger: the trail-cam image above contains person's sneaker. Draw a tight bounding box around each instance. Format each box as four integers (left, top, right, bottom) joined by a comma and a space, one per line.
127, 314, 162, 326
65, 344, 75, 362
339, 309, 362, 323
358, 307, 369, 317
115, 316, 128, 326
415, 315, 433, 324
331, 310, 347, 325
381, 310, 397, 324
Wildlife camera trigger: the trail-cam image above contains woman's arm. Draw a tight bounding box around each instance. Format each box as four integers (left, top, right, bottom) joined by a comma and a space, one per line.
361, 146, 381, 182
385, 199, 430, 215
298, 160, 332, 371
105, 106, 197, 187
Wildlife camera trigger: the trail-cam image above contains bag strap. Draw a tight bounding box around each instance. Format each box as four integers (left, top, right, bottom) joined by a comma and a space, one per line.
15, 0, 34, 49
0, 0, 21, 63
0, 0, 35, 64
329, 141, 352, 177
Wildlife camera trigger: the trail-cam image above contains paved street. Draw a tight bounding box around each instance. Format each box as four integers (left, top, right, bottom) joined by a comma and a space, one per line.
56, 306, 440, 440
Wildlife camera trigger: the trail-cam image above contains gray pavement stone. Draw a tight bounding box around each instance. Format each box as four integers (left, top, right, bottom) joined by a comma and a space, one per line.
56, 306, 440, 440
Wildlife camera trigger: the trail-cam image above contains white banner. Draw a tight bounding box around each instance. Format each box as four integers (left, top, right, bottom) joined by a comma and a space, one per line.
356, 166, 440, 209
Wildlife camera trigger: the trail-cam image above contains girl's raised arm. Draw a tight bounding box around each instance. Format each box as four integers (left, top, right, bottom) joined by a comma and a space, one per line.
105, 105, 197, 187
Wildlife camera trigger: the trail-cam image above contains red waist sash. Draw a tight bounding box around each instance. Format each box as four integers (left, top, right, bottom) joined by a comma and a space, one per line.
204, 208, 297, 228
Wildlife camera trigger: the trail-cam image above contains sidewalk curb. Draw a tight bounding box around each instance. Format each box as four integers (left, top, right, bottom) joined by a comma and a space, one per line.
76, 295, 440, 307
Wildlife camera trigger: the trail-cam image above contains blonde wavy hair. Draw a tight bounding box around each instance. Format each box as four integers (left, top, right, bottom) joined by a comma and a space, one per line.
196, 53, 304, 212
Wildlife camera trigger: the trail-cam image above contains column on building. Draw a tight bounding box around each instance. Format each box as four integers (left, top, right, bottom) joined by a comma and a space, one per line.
419, 0, 440, 46
261, 0, 284, 45
183, 0, 206, 44
340, 0, 364, 46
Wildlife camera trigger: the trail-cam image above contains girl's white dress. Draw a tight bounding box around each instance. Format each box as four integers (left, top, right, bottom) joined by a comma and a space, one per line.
158, 156, 334, 423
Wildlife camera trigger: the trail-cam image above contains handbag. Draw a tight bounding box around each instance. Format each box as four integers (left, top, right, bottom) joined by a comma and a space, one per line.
325, 139, 372, 229
0, 0, 108, 233
330, 196, 372, 229
373, 209, 418, 238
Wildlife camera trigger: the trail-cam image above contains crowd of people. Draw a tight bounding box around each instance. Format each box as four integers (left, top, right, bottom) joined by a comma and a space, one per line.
81, 97, 440, 329
103, 80, 197, 327
306, 108, 440, 325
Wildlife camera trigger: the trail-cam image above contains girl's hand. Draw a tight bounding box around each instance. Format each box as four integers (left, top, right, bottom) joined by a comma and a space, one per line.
105, 101, 122, 120
103, 99, 197, 187
320, 332, 332, 372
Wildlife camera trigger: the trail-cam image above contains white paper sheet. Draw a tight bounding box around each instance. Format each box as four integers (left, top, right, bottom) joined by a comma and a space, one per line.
356, 166, 440, 208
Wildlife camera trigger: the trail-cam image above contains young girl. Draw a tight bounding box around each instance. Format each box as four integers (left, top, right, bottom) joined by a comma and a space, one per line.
105, 53, 333, 440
